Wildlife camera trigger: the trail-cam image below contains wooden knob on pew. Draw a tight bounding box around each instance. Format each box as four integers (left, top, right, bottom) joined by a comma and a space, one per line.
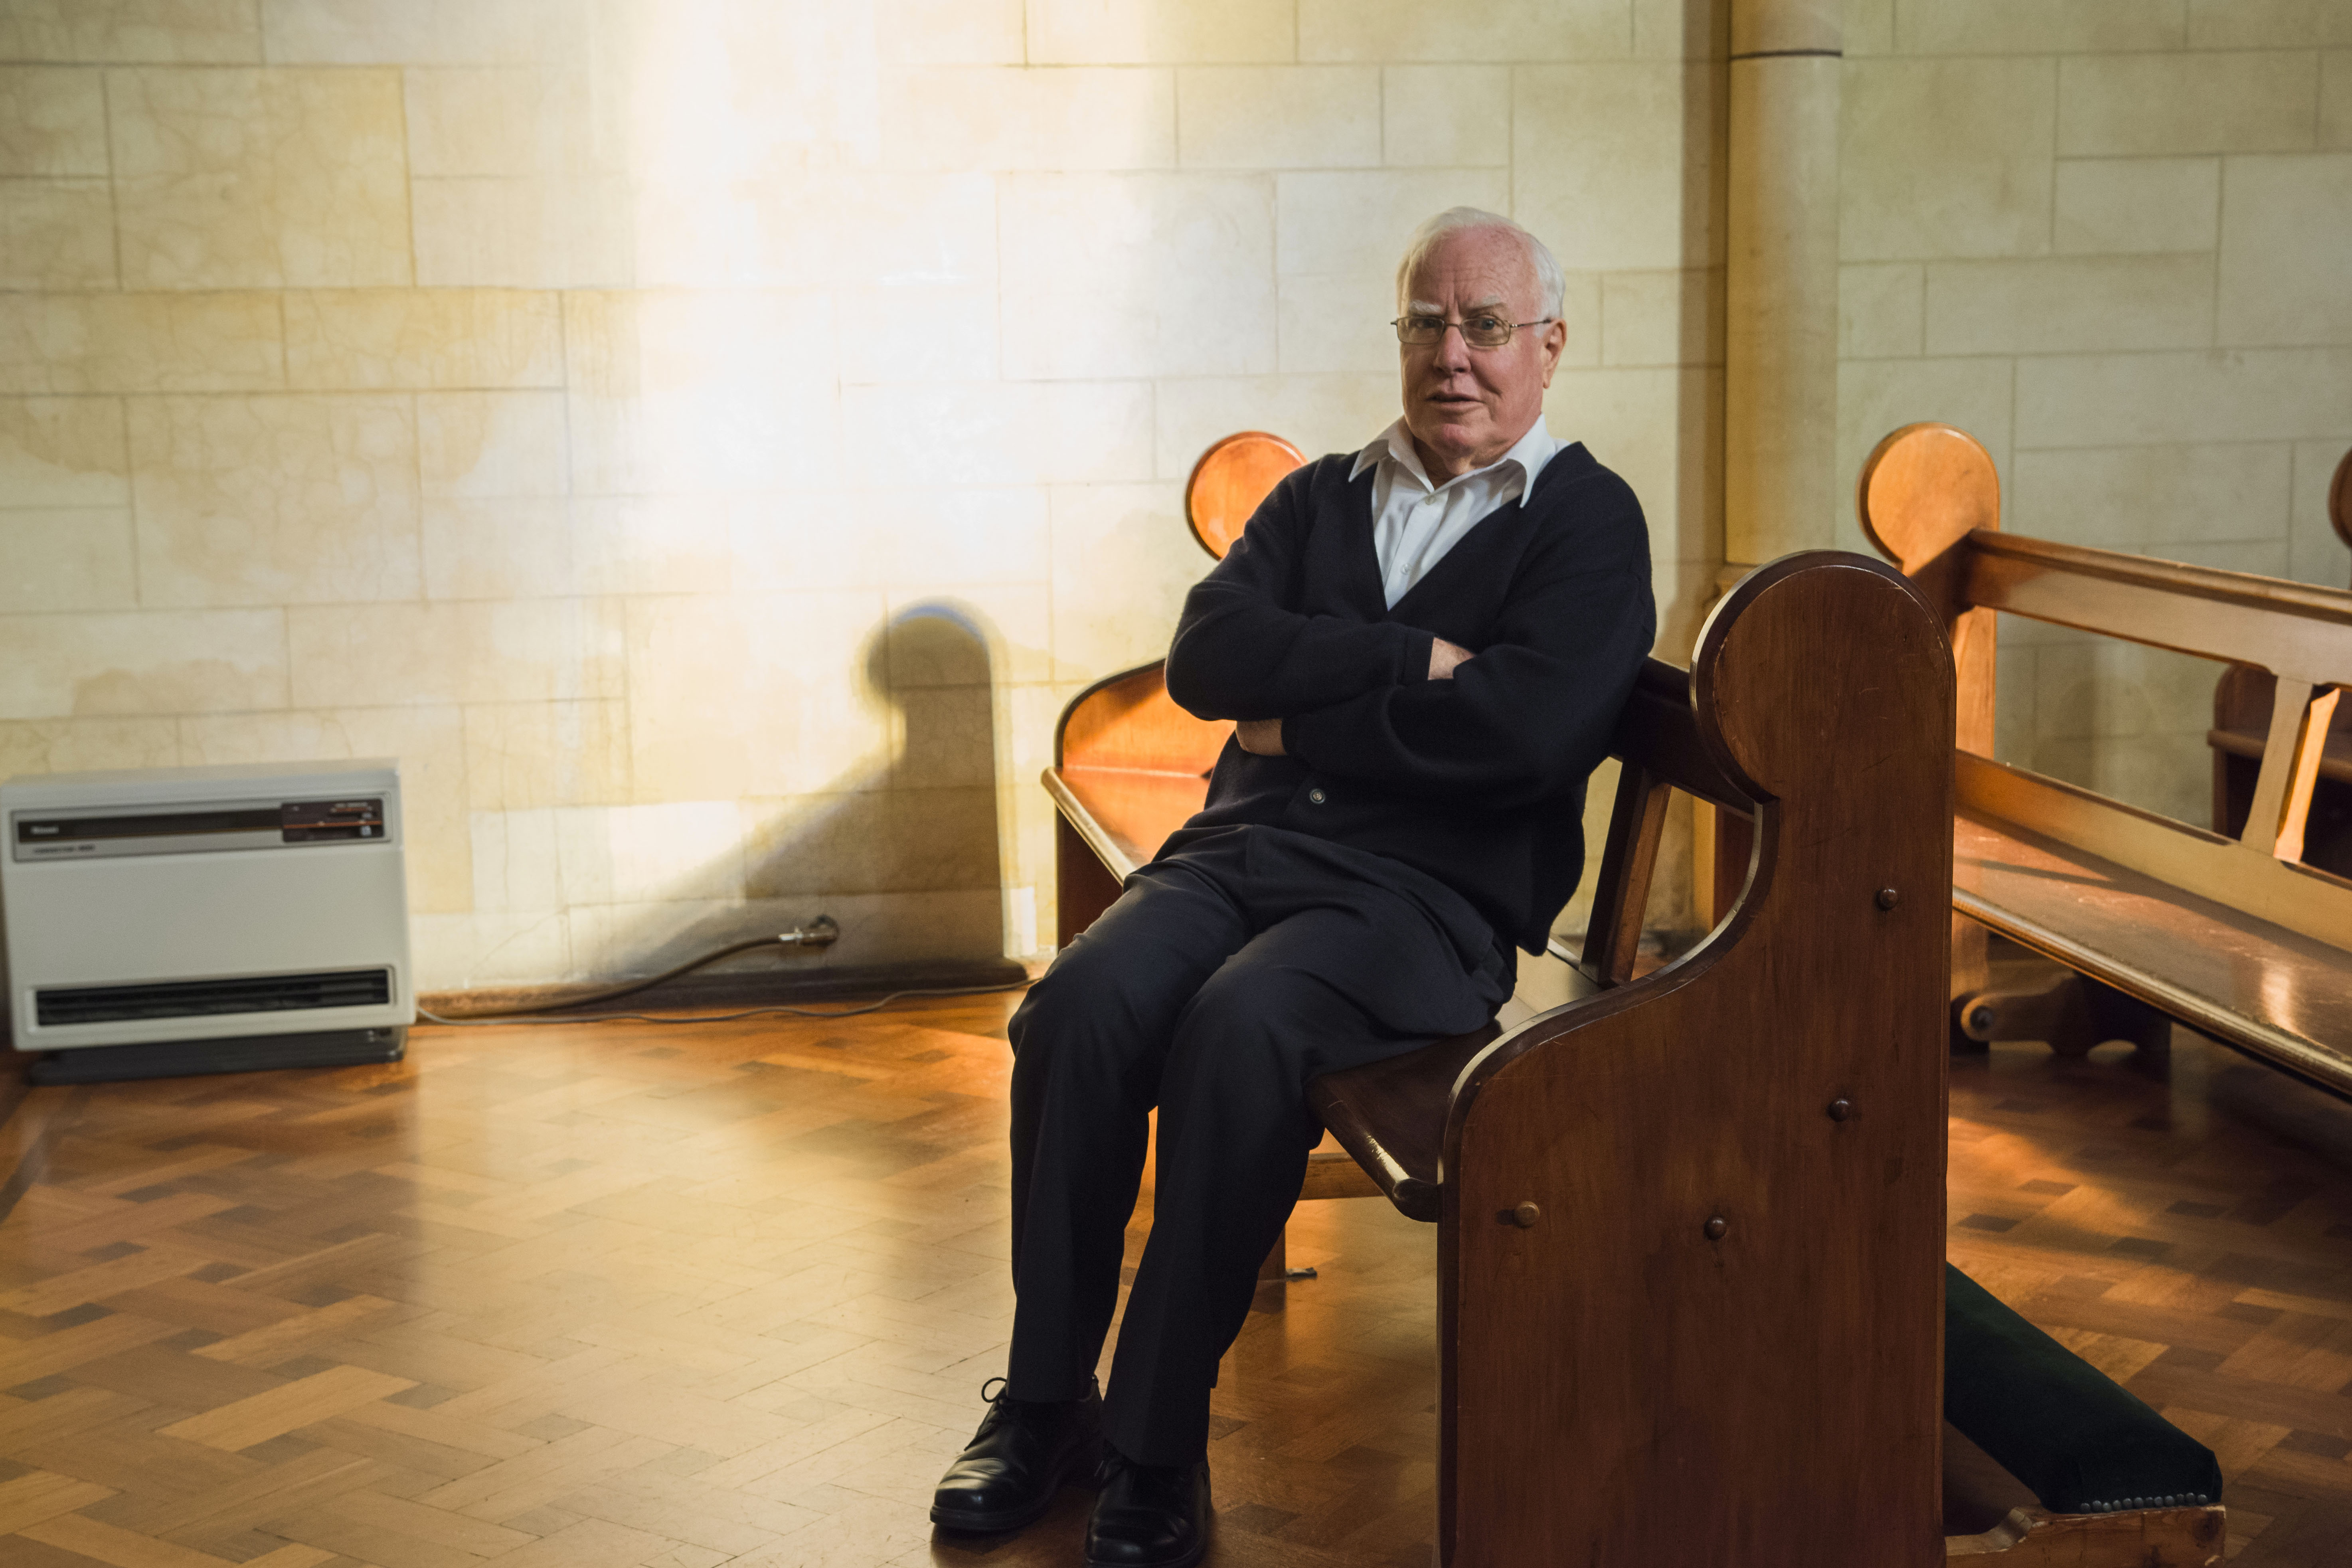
1704, 1216, 1728, 1241
1875, 887, 1899, 910
1509, 1202, 1542, 1228
1828, 1097, 1854, 1121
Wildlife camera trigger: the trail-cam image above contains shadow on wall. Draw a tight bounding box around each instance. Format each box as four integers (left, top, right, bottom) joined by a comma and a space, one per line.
575, 599, 1013, 993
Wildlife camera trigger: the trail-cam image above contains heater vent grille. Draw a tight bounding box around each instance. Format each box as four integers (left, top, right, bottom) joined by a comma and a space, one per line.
35, 969, 393, 1027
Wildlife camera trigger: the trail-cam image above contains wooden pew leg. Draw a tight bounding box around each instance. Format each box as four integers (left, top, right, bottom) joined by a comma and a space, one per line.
1955, 969, 2173, 1058
2096, 984, 2175, 1060
1950, 918, 1992, 1053
1260, 1150, 1385, 1286
1257, 1228, 1315, 1283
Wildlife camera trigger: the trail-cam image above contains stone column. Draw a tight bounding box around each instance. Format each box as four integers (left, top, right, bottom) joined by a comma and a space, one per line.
1722, 0, 1842, 574
1699, 0, 1844, 932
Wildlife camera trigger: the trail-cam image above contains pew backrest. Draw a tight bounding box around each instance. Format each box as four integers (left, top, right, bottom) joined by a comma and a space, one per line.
1861, 423, 2352, 947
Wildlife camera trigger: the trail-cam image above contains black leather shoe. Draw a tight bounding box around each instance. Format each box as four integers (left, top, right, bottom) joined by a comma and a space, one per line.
1084, 1448, 1210, 1568
929, 1378, 1104, 1533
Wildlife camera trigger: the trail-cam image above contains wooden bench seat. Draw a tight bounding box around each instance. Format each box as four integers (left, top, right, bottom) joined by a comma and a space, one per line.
1861, 424, 2352, 1098
1954, 763, 2352, 1091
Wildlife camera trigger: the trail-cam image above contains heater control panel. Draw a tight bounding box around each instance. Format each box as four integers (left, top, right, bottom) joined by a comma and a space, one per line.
12, 797, 389, 861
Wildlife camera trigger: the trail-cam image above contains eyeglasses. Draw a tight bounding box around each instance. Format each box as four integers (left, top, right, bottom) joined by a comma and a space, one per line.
1391, 313, 1555, 350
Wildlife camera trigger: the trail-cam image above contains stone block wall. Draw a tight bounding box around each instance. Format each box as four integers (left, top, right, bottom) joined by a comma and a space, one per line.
0, 0, 2344, 989
1835, 0, 2352, 826
0, 0, 1723, 988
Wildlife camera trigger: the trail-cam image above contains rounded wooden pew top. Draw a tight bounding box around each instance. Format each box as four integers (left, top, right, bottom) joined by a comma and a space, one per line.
1185, 430, 1305, 559
1859, 421, 2002, 571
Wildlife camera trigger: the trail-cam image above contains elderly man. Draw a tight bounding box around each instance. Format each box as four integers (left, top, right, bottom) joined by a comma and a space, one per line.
932, 208, 1655, 1567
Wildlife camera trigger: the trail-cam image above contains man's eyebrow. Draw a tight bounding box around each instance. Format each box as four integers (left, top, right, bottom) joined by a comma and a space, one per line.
1404, 295, 1510, 314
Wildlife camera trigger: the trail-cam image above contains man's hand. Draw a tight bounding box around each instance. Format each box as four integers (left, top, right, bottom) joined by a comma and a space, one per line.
1429, 637, 1475, 680
1233, 642, 1467, 755
1236, 718, 1285, 756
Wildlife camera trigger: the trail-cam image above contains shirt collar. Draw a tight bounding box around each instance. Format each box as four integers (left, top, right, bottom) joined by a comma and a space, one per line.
1350, 416, 1561, 496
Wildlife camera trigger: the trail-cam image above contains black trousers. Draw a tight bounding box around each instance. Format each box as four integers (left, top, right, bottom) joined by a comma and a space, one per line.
1003, 825, 1511, 1465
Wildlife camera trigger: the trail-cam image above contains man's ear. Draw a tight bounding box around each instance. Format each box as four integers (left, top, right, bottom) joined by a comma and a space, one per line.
1540, 317, 1569, 386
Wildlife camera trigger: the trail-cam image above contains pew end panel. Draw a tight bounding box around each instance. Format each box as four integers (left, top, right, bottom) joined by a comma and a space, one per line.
1435, 554, 1957, 1567
1858, 420, 2005, 1010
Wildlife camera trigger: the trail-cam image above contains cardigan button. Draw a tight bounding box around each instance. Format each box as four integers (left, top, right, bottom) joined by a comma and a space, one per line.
1307, 787, 1327, 804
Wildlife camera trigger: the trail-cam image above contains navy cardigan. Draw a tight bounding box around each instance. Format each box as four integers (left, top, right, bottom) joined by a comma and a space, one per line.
1162, 443, 1656, 955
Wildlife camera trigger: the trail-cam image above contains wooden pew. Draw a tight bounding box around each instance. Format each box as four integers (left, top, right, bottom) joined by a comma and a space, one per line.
2209, 446, 2352, 878
1046, 441, 2222, 1564
1307, 552, 1954, 1565
1859, 423, 2352, 1096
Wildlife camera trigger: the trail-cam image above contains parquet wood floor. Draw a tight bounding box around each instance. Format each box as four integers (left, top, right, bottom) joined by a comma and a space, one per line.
1, 1001, 2350, 1566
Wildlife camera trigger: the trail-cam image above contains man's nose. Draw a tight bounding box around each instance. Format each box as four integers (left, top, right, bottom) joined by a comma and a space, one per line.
1431, 323, 1474, 371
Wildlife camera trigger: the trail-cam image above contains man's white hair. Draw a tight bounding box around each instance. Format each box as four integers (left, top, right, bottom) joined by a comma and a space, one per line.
1395, 207, 1567, 321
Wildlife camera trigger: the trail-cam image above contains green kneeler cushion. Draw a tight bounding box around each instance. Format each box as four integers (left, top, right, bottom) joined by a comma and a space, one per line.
1946, 1264, 2223, 1515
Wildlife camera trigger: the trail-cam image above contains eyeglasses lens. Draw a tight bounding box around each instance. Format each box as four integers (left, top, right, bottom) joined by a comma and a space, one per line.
1395, 317, 1516, 348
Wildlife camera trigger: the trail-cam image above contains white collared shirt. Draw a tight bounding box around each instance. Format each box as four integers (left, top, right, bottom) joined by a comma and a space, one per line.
1350, 417, 1563, 608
